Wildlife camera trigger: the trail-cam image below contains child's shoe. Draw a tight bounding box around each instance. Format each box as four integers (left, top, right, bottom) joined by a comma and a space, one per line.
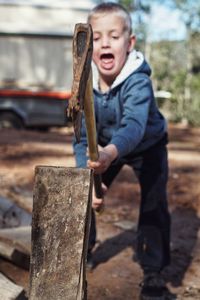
140, 271, 166, 300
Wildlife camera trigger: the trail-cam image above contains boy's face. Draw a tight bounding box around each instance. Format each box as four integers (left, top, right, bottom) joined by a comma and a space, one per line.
90, 12, 135, 85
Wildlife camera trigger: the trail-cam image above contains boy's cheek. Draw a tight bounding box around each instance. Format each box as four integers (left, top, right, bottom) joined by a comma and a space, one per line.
92, 45, 99, 58
92, 54, 97, 62
92, 54, 100, 66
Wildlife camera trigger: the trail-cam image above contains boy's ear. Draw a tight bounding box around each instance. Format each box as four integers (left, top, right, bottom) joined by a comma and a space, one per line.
128, 34, 136, 53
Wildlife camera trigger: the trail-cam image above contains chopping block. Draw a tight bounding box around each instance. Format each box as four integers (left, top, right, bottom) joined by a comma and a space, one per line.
29, 166, 92, 300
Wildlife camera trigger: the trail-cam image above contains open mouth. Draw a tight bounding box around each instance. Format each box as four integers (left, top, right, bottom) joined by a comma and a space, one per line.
100, 53, 114, 61
100, 53, 114, 70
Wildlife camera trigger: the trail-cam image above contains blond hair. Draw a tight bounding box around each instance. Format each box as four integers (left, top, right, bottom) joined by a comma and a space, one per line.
88, 2, 132, 35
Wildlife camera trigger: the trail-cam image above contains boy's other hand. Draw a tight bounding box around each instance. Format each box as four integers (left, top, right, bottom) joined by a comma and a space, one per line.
87, 144, 118, 174
92, 183, 107, 211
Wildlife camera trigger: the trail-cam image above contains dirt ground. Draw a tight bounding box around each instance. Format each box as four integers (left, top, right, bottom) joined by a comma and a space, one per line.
0, 123, 200, 300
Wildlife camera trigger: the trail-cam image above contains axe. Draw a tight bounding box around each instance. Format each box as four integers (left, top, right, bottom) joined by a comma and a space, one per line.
68, 23, 104, 210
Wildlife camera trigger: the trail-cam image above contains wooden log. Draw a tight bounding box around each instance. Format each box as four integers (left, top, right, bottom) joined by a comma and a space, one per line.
29, 166, 92, 300
0, 272, 26, 300
0, 226, 31, 270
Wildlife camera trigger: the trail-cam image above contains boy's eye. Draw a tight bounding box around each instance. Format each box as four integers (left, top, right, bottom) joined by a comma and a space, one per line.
112, 35, 119, 40
93, 36, 100, 41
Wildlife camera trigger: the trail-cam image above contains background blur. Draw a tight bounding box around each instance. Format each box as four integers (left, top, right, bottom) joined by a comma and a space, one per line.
0, 0, 199, 127
123, 0, 200, 127
0, 3, 200, 299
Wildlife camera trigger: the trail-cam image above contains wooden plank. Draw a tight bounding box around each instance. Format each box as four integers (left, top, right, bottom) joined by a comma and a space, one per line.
0, 226, 31, 270
29, 166, 92, 300
0, 257, 29, 294
0, 272, 25, 300
0, 226, 31, 252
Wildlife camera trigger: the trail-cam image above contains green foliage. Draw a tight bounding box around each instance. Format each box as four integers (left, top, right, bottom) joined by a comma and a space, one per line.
173, 0, 200, 29
188, 74, 200, 126
118, 0, 134, 10
150, 34, 200, 126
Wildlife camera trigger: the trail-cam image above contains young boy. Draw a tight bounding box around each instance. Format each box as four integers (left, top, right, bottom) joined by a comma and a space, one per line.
73, 2, 171, 299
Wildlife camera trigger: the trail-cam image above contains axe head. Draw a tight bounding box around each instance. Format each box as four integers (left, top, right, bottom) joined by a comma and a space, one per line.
68, 23, 93, 142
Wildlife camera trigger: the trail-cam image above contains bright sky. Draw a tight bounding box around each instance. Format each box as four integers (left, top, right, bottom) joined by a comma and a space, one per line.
147, 3, 186, 41
92, 0, 187, 41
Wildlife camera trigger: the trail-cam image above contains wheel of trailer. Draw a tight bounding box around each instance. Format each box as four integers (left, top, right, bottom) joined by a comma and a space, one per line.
0, 112, 24, 129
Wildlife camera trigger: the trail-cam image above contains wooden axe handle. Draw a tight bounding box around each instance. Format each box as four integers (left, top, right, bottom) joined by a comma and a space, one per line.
84, 70, 103, 199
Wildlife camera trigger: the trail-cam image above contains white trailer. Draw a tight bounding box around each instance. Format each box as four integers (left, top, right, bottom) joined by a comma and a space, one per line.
0, 0, 94, 129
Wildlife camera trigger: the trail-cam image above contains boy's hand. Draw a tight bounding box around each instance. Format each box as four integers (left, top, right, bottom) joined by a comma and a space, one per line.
92, 183, 107, 211
87, 144, 118, 174
88, 150, 112, 174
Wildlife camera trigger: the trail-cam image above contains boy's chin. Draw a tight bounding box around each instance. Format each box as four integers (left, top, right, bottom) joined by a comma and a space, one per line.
102, 70, 118, 80
99, 67, 116, 76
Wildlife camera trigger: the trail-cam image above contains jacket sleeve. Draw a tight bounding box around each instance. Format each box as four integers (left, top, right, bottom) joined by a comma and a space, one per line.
72, 113, 88, 168
110, 73, 154, 158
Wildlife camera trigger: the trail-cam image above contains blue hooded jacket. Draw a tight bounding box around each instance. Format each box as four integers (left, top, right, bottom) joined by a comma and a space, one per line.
73, 50, 167, 168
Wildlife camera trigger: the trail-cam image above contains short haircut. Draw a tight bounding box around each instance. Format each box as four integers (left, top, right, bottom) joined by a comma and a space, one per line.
88, 2, 132, 35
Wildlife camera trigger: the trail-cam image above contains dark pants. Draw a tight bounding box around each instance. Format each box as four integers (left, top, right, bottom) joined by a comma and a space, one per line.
89, 135, 171, 272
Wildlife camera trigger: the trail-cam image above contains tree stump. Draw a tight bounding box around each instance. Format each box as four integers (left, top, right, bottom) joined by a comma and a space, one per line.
29, 166, 92, 300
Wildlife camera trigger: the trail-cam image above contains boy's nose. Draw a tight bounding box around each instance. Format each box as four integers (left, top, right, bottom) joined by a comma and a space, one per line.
101, 36, 110, 48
